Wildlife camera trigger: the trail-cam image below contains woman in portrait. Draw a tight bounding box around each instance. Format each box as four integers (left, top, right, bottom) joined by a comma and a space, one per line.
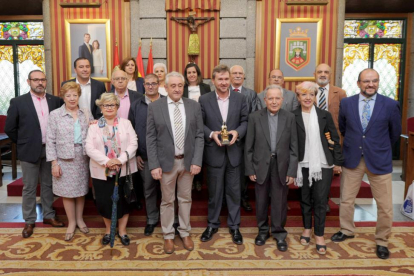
119, 57, 145, 94
46, 82, 93, 241
183, 62, 211, 102
85, 93, 138, 246
153, 63, 168, 96
92, 40, 104, 75
293, 81, 343, 255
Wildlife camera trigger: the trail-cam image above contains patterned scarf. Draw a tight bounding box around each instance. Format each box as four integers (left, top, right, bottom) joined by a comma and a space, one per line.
98, 116, 121, 176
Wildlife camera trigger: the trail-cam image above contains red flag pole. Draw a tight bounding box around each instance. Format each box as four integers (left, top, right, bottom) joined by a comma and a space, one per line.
113, 41, 120, 70
136, 40, 145, 78
146, 37, 154, 76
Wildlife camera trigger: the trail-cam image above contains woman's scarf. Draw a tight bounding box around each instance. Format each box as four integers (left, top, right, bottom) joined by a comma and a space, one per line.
98, 116, 121, 176
295, 105, 322, 187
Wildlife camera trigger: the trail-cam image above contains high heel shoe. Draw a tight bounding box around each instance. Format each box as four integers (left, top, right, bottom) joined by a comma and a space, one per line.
300, 235, 311, 246
316, 244, 327, 255
77, 226, 89, 234
65, 232, 75, 241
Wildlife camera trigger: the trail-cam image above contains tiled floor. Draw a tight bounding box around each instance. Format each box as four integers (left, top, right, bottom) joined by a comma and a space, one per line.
0, 160, 412, 223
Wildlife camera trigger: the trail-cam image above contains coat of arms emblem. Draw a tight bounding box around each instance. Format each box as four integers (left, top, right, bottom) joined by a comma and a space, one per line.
285, 27, 311, 71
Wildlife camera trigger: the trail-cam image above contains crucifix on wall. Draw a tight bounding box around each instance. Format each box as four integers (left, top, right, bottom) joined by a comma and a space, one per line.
171, 10, 214, 62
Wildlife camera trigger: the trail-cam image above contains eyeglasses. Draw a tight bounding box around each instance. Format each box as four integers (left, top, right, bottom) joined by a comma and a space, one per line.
144, 82, 159, 87
270, 76, 283, 80
29, 78, 47, 83
113, 77, 127, 81
101, 104, 117, 109
360, 79, 379, 84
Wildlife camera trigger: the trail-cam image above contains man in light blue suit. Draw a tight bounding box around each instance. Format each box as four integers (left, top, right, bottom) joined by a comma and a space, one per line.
331, 68, 401, 260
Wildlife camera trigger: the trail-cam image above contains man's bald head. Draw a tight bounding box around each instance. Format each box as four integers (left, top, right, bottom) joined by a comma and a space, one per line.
314, 63, 331, 87
230, 65, 245, 88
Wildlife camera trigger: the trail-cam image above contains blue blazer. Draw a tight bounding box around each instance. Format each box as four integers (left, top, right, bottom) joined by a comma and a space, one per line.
338, 93, 401, 174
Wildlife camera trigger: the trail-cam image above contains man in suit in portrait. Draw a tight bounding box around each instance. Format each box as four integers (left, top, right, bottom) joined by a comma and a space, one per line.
331, 69, 401, 260
128, 73, 163, 236
257, 69, 298, 112
146, 72, 204, 254
5, 70, 65, 238
314, 63, 348, 212
229, 65, 258, 212
78, 33, 94, 73
62, 57, 106, 119
199, 64, 248, 245
245, 85, 298, 251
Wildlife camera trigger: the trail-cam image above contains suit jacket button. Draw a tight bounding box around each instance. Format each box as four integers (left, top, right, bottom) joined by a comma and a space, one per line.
359, 146, 362, 149
362, 136, 365, 138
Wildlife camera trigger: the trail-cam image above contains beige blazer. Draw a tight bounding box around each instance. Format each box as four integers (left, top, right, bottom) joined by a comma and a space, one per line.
327, 85, 347, 135
85, 118, 138, 180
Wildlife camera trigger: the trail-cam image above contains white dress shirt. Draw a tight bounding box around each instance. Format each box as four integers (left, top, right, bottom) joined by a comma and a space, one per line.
167, 96, 186, 155
316, 84, 329, 110
76, 78, 92, 111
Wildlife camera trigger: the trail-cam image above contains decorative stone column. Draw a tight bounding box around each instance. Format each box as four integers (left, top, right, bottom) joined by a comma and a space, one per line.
335, 0, 346, 87
42, 0, 53, 94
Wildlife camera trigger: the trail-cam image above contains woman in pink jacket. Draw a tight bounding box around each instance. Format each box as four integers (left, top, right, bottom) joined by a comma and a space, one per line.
85, 93, 138, 246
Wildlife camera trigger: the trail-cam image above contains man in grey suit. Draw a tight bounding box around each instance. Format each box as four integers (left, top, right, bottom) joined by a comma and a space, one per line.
199, 64, 249, 245
257, 69, 298, 112
245, 85, 298, 251
147, 72, 204, 254
230, 65, 258, 212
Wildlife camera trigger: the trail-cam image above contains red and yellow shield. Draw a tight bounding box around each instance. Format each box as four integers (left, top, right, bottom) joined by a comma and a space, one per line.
285, 37, 311, 71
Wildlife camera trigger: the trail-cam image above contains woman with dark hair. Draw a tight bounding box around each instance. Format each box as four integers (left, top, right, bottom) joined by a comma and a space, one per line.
183, 63, 211, 102
119, 57, 145, 94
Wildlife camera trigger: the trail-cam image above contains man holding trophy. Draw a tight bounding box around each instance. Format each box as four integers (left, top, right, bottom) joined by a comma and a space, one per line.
198, 64, 249, 245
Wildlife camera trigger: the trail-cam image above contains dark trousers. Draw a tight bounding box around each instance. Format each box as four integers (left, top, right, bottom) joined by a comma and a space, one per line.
255, 156, 288, 241
207, 155, 241, 230
240, 156, 249, 201
300, 167, 333, 236
139, 159, 160, 225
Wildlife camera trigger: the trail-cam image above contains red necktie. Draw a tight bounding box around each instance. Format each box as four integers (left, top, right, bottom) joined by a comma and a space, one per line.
234, 88, 240, 92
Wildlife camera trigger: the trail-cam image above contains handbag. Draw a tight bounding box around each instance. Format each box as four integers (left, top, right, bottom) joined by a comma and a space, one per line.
401, 181, 414, 220
123, 151, 137, 204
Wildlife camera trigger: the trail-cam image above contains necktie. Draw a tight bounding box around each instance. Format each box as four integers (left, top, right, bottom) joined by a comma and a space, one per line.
318, 87, 326, 110
173, 102, 184, 150
234, 88, 240, 92
361, 98, 371, 132
87, 44, 91, 53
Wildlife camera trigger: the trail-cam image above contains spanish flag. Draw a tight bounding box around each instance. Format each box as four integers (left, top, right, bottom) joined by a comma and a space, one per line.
136, 40, 145, 78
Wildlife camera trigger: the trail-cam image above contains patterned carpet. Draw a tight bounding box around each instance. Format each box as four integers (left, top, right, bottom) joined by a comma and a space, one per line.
1, 226, 414, 275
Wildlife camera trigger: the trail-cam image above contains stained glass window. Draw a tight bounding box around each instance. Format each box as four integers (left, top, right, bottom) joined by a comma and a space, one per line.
344, 20, 404, 39
342, 43, 370, 96
0, 22, 44, 40
0, 46, 14, 115
17, 45, 45, 95
374, 44, 401, 100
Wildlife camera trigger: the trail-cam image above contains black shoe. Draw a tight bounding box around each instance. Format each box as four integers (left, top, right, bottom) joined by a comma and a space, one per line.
331, 231, 355, 243
102, 234, 111, 245
144, 224, 156, 236
229, 229, 243, 245
118, 233, 130, 246
173, 222, 179, 236
200, 227, 218, 242
255, 232, 270, 246
276, 239, 288, 252
326, 203, 331, 213
376, 245, 390, 259
241, 199, 253, 212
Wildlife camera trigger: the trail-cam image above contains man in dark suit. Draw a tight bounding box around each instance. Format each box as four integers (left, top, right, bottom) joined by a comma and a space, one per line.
331, 69, 401, 260
230, 65, 258, 212
147, 72, 204, 254
62, 57, 106, 119
78, 33, 94, 73
5, 70, 65, 238
128, 73, 163, 236
199, 64, 248, 245
245, 85, 298, 251
257, 69, 298, 112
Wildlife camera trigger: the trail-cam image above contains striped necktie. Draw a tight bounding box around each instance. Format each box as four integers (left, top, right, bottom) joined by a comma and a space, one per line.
318, 87, 326, 110
173, 102, 184, 149
361, 98, 372, 132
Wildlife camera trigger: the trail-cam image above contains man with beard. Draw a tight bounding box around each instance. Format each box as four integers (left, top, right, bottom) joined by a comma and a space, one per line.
5, 70, 65, 238
331, 69, 401, 260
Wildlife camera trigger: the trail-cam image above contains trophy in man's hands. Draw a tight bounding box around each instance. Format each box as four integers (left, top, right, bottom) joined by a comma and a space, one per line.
221, 121, 230, 145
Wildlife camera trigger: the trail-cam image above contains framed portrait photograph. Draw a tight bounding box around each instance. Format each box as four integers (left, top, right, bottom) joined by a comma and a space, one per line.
65, 19, 111, 82
275, 18, 322, 81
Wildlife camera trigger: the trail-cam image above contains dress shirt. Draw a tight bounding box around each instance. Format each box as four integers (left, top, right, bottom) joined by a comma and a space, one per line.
358, 93, 377, 123
316, 84, 330, 111
127, 80, 137, 92
188, 85, 201, 102
76, 78, 92, 111
30, 92, 49, 144
267, 110, 278, 154
167, 96, 186, 155
216, 91, 230, 122
115, 90, 131, 119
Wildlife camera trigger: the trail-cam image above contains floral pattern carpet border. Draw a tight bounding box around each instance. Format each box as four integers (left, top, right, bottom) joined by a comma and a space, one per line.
0, 227, 413, 276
